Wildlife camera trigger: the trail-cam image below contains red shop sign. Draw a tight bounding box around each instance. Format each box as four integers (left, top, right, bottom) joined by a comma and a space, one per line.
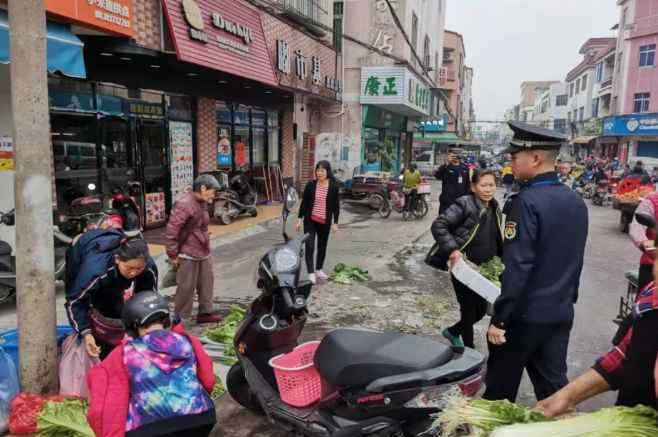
161, 0, 278, 86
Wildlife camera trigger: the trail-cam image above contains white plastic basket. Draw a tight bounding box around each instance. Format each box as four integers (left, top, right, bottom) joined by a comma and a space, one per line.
450, 258, 501, 304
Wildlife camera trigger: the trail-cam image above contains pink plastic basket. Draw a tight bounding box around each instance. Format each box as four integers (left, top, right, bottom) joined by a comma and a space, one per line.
268, 341, 334, 407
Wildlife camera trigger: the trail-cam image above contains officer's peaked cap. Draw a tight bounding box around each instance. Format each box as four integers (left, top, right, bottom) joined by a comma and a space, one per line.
505, 121, 567, 154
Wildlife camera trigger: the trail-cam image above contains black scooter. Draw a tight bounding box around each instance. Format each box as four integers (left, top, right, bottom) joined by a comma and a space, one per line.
0, 209, 71, 304
226, 187, 485, 436
213, 171, 258, 225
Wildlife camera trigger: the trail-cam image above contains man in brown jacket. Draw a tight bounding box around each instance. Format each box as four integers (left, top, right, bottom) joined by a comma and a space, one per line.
165, 174, 222, 324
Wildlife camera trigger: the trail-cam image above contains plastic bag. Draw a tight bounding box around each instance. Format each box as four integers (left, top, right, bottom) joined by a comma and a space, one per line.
59, 333, 100, 399
0, 346, 19, 433
9, 393, 67, 435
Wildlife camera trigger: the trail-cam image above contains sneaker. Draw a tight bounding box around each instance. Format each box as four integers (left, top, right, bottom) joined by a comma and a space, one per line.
316, 270, 328, 281
442, 328, 465, 348
196, 313, 223, 324
308, 273, 317, 284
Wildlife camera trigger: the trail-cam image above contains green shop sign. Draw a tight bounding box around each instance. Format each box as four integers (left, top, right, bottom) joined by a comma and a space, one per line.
360, 66, 430, 116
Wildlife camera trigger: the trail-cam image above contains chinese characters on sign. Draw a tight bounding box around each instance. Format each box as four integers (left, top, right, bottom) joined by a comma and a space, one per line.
295, 50, 307, 79
276, 39, 341, 93
89, 0, 130, 29
360, 66, 430, 116
125, 102, 164, 117
277, 40, 291, 74
312, 57, 321, 84
364, 76, 398, 96
169, 121, 194, 202
371, 0, 397, 54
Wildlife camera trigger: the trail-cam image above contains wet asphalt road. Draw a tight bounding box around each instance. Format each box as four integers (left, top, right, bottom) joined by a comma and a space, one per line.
209, 197, 640, 435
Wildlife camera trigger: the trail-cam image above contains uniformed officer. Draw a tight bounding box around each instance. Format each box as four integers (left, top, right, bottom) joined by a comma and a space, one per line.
435, 148, 471, 214
484, 121, 589, 402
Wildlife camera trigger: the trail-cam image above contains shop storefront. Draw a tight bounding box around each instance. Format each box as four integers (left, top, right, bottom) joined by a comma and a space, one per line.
48, 77, 194, 228
360, 66, 431, 173
603, 113, 658, 165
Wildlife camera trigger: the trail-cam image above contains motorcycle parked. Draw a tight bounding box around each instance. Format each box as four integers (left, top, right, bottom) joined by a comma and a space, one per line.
226, 187, 484, 436
213, 171, 258, 225
0, 209, 72, 304
591, 179, 612, 207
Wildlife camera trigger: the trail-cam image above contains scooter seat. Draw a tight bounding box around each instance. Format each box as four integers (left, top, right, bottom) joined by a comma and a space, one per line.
314, 328, 453, 388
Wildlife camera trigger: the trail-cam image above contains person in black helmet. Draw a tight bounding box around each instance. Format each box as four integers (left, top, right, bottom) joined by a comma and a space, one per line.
87, 292, 217, 437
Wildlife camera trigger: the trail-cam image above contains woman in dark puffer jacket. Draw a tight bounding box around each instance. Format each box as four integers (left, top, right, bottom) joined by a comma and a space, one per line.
431, 170, 503, 349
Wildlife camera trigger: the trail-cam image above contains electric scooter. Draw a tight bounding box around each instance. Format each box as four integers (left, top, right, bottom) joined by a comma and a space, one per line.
0, 209, 72, 304
226, 187, 485, 436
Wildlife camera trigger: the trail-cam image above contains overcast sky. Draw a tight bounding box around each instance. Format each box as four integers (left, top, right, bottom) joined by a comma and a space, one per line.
446, 0, 619, 122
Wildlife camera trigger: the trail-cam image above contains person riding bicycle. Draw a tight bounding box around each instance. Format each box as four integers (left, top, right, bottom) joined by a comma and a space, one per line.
403, 163, 422, 213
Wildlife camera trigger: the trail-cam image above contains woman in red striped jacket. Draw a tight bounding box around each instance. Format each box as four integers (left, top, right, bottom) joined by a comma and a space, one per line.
296, 161, 340, 284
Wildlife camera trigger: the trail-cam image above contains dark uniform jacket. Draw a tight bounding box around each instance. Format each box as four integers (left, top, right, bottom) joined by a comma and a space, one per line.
435, 164, 470, 212
432, 194, 504, 264
492, 172, 588, 329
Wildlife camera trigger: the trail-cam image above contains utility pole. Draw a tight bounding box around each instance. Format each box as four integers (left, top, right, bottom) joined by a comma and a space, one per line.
8, 0, 58, 392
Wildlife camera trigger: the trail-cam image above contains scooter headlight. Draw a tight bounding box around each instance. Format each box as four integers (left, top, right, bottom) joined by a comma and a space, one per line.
274, 247, 299, 272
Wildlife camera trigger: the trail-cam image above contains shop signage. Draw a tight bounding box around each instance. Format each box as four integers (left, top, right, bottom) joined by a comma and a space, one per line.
276, 38, 341, 93
603, 113, 658, 136
45, 0, 133, 37
418, 115, 449, 133
360, 66, 430, 117
162, 0, 278, 86
124, 101, 164, 117
170, 121, 194, 202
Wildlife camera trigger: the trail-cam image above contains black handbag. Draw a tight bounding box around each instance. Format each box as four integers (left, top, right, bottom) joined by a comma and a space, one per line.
425, 242, 450, 271
425, 209, 487, 271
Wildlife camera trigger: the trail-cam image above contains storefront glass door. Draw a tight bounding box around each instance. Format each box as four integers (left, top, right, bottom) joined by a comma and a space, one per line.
51, 113, 100, 209
383, 130, 401, 174
137, 119, 169, 227
100, 117, 134, 197
363, 128, 382, 173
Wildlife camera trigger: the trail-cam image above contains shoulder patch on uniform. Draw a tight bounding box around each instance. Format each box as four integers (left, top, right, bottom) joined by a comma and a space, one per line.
504, 221, 517, 240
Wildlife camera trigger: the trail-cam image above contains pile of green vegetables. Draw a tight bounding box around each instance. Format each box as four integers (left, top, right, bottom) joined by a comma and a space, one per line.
211, 376, 226, 399
479, 257, 505, 288
37, 398, 94, 437
433, 392, 658, 436
329, 263, 371, 284
205, 305, 246, 364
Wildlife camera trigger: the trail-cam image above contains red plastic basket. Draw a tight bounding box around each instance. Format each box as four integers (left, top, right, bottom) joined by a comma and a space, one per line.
268, 341, 334, 407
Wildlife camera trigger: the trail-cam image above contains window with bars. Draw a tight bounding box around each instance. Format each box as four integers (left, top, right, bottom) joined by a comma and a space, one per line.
634, 93, 651, 113
639, 44, 656, 67
581, 74, 587, 91
556, 95, 568, 106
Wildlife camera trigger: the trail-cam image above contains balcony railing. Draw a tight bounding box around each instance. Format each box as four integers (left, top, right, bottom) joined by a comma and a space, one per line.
280, 0, 330, 27
600, 77, 613, 89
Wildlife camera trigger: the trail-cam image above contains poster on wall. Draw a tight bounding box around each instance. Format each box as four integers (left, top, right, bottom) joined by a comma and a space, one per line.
169, 121, 194, 202
217, 128, 232, 167
145, 192, 166, 226
0, 136, 14, 171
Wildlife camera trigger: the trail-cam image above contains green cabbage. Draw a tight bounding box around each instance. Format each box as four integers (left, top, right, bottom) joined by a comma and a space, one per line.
433, 391, 546, 435
489, 405, 658, 437
36, 398, 94, 437
205, 305, 246, 364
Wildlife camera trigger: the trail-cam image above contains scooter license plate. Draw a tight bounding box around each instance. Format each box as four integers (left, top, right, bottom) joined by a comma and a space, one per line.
404, 386, 449, 409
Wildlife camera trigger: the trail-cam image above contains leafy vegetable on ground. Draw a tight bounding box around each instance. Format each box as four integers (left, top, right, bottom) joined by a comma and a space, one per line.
489, 404, 658, 437
36, 398, 93, 437
432, 391, 546, 436
211, 376, 226, 399
479, 257, 505, 288
204, 306, 246, 364
329, 263, 371, 284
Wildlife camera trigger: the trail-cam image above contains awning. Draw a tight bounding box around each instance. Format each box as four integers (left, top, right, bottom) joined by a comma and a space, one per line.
0, 9, 86, 78
572, 136, 597, 144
